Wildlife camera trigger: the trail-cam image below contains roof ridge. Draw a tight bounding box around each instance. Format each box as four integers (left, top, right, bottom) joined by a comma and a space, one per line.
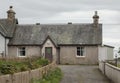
17, 23, 95, 26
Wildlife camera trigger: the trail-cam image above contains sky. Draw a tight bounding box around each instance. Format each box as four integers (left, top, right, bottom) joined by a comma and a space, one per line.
0, 0, 120, 53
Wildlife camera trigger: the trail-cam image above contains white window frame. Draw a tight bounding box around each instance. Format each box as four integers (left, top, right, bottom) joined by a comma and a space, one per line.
76, 47, 85, 57
17, 47, 26, 57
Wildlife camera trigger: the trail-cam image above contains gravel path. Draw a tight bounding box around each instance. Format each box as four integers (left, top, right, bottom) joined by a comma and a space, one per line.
59, 65, 113, 83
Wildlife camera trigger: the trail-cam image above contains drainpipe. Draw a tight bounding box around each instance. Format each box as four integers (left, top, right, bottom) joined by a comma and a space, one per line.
4, 37, 7, 57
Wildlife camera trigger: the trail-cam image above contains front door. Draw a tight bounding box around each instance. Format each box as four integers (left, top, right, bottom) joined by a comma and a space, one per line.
45, 47, 53, 62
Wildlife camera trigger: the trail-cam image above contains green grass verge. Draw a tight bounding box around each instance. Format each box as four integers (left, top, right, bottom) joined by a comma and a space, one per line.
31, 67, 63, 83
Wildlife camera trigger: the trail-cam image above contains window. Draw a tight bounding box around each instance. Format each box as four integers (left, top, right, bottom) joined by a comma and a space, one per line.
18, 47, 26, 56
77, 47, 84, 56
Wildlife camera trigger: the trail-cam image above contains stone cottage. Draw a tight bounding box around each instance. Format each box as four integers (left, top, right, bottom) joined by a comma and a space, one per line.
0, 6, 104, 64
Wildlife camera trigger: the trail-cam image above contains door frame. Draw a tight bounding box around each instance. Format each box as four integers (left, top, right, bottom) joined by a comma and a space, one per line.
45, 47, 53, 62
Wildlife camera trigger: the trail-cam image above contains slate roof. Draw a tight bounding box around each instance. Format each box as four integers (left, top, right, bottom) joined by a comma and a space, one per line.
8, 23, 102, 46
0, 19, 17, 38
0, 22, 7, 37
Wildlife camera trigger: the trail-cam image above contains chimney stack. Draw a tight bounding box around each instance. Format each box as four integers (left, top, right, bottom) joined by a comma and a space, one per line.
7, 6, 16, 20
93, 11, 99, 25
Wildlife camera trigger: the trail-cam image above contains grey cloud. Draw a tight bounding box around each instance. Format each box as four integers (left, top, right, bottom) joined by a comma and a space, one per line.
0, 0, 120, 49
13, 0, 120, 14
1, 0, 120, 20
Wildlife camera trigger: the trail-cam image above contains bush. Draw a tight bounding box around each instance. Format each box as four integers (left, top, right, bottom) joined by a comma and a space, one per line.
28, 62, 39, 69
20, 65, 29, 71
0, 64, 17, 74
0, 57, 50, 74
36, 58, 49, 66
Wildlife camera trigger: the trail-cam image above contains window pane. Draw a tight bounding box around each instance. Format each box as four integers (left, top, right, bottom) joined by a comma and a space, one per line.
19, 47, 26, 56
81, 50, 83, 56
81, 47, 84, 56
22, 51, 25, 56
77, 47, 84, 56
77, 51, 80, 55
77, 47, 80, 50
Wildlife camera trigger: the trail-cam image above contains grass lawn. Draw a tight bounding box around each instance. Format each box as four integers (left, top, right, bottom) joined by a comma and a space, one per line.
31, 67, 63, 83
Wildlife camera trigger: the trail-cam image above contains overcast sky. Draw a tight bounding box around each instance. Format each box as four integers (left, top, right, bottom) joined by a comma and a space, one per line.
0, 0, 120, 51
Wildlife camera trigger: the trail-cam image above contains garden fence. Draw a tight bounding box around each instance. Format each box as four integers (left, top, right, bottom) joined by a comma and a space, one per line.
0, 61, 56, 83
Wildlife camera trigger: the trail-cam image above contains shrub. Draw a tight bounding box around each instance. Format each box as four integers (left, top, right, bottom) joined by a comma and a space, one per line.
0, 64, 17, 74
0, 57, 50, 74
28, 62, 39, 69
36, 58, 49, 66
20, 65, 29, 71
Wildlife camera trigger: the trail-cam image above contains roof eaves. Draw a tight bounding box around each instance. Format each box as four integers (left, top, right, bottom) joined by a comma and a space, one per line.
58, 44, 99, 46
8, 44, 41, 46
102, 44, 114, 48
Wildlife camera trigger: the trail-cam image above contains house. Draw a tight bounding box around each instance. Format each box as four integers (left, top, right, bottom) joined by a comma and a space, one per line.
0, 6, 18, 57
0, 6, 108, 64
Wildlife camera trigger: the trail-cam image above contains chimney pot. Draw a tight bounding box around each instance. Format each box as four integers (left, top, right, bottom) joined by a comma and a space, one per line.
7, 6, 16, 20
10, 6, 13, 9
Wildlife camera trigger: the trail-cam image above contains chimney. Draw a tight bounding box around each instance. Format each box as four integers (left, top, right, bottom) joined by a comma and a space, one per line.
68, 22, 72, 24
36, 23, 40, 25
7, 6, 16, 20
93, 11, 99, 25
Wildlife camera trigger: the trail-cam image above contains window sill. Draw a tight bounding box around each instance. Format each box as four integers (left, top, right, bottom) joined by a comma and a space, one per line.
18, 56, 26, 57
76, 55, 85, 58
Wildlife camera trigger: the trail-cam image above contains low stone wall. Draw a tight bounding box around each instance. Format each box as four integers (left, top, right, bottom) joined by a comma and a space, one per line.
99, 61, 120, 83
0, 61, 57, 83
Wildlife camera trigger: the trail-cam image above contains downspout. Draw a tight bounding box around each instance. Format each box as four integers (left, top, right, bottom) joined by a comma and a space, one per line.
58, 47, 60, 64
4, 37, 7, 57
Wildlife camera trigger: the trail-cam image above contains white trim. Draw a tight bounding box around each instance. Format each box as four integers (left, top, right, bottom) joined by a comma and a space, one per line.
18, 56, 26, 58
76, 55, 85, 58
17, 47, 18, 57
17, 47, 26, 57
76, 55, 85, 57
76, 47, 86, 58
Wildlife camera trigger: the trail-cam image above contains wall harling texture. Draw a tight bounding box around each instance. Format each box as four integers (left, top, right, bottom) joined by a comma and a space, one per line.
42, 39, 57, 61
60, 46, 98, 64
8, 45, 98, 64
8, 46, 41, 57
8, 39, 56, 59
